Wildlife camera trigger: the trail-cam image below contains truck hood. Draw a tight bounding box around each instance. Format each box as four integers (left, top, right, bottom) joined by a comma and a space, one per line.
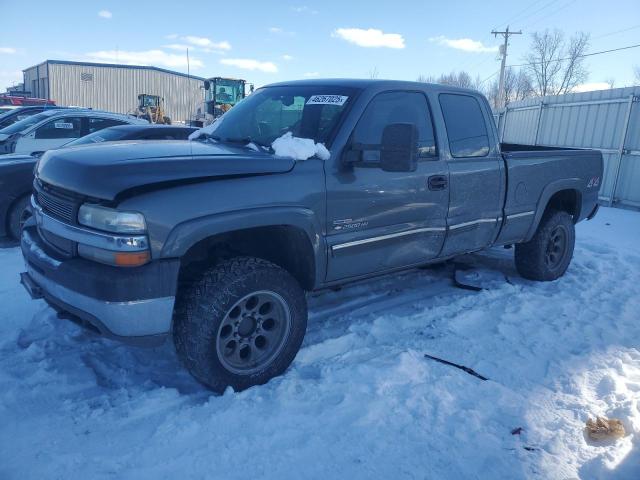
36, 140, 295, 201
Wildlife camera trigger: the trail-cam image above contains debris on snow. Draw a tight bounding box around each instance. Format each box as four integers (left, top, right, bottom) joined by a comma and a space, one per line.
423, 353, 489, 381
586, 417, 626, 440
271, 132, 330, 160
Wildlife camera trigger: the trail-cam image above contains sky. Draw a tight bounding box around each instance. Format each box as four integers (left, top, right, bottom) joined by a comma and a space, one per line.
0, 0, 639, 93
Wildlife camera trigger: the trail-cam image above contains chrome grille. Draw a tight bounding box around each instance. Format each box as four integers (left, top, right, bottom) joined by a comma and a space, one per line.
36, 185, 76, 223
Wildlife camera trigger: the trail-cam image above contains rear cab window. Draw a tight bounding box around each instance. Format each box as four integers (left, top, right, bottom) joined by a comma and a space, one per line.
439, 93, 490, 158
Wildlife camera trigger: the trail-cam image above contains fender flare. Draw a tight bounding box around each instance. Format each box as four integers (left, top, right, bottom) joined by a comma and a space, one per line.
524, 178, 583, 242
160, 206, 326, 287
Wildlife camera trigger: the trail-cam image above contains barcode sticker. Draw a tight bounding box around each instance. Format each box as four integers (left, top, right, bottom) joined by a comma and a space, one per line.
306, 95, 349, 106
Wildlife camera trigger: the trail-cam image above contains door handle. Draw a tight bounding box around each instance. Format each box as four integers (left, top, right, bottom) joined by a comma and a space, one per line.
428, 175, 448, 191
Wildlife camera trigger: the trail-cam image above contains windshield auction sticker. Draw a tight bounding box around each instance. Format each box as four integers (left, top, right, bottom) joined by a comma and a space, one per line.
306, 95, 349, 106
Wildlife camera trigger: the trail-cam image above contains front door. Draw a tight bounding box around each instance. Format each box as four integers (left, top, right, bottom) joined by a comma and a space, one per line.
325, 91, 449, 281
437, 93, 503, 256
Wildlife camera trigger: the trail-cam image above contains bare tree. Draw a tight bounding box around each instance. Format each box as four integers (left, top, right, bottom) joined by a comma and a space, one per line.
486, 68, 534, 108
634, 66, 640, 84
416, 74, 436, 83
369, 67, 379, 79
417, 71, 483, 90
524, 30, 590, 96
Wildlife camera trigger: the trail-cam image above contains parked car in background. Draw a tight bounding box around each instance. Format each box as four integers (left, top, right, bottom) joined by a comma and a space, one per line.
68, 124, 197, 145
0, 109, 147, 155
0, 124, 194, 240
0, 106, 20, 115
0, 105, 66, 129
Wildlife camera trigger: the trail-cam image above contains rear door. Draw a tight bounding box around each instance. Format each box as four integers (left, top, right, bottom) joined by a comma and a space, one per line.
325, 90, 449, 281
86, 116, 128, 135
438, 93, 504, 256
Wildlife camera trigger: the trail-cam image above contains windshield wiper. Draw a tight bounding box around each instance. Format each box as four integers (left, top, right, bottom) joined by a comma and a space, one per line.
221, 137, 272, 151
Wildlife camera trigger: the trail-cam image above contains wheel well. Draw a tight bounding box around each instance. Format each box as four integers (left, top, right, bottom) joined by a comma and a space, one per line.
544, 189, 581, 222
178, 226, 316, 292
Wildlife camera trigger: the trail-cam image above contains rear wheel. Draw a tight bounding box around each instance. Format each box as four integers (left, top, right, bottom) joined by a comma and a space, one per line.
515, 210, 575, 281
173, 256, 307, 393
8, 195, 31, 240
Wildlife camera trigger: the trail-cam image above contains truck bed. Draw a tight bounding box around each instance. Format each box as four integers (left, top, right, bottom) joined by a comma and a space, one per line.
496, 143, 603, 246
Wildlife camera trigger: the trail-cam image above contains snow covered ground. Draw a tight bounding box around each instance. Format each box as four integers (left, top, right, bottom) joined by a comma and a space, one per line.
0, 207, 638, 480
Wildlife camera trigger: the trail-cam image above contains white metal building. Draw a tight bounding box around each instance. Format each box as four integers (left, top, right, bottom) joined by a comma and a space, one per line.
494, 86, 640, 208
23, 60, 205, 123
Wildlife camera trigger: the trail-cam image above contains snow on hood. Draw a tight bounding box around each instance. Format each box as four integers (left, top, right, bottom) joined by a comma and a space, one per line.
188, 115, 225, 140
271, 132, 330, 161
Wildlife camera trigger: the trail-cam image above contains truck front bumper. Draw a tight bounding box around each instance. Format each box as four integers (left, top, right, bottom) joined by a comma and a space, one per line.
20, 225, 179, 346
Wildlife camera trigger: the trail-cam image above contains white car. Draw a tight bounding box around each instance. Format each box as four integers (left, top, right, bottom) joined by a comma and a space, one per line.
0, 109, 148, 155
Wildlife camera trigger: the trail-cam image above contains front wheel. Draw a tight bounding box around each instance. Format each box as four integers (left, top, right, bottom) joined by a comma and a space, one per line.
173, 257, 307, 393
515, 210, 575, 281
8, 195, 31, 240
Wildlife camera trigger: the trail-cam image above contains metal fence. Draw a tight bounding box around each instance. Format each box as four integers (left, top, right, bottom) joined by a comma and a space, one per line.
493, 86, 640, 208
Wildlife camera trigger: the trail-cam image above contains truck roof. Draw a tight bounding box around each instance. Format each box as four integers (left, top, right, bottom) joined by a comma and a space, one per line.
264, 78, 478, 95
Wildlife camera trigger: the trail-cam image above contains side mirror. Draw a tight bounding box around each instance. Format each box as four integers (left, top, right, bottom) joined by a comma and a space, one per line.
380, 123, 418, 172
204, 80, 211, 91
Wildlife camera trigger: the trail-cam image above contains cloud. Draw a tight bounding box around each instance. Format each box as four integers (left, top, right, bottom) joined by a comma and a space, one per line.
429, 36, 498, 53
282, 54, 294, 61
164, 35, 231, 53
98, 10, 112, 19
269, 27, 295, 36
163, 44, 190, 51
573, 82, 611, 93
303, 72, 319, 77
0, 47, 17, 54
332, 28, 405, 49
85, 50, 203, 69
183, 36, 230, 50
220, 58, 278, 73
292, 6, 318, 14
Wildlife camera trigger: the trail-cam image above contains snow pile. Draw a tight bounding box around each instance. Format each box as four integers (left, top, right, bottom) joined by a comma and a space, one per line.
0, 207, 639, 479
188, 116, 224, 140
271, 132, 330, 160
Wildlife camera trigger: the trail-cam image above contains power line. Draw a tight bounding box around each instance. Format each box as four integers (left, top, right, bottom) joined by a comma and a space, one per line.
524, 0, 579, 30
494, 0, 555, 31
508, 42, 640, 68
594, 24, 640, 40
478, 70, 500, 86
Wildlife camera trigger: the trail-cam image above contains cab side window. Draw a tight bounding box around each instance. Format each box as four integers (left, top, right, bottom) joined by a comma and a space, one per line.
439, 94, 490, 158
352, 92, 436, 163
88, 117, 127, 134
35, 117, 83, 139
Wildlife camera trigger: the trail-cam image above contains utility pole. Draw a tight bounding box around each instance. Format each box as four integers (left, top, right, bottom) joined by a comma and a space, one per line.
491, 26, 522, 109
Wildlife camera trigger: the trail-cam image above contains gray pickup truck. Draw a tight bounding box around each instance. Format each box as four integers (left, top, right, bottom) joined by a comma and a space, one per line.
20, 79, 602, 392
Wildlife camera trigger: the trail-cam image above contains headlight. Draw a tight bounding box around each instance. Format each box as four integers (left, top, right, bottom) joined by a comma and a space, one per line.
78, 204, 146, 234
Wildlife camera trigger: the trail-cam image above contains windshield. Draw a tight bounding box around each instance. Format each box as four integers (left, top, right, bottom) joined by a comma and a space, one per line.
64, 128, 129, 146
0, 109, 62, 135
205, 85, 358, 147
